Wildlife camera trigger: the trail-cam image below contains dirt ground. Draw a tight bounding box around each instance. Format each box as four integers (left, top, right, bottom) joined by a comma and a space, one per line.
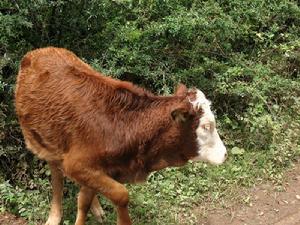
196, 162, 300, 225
0, 212, 27, 225
1, 162, 300, 225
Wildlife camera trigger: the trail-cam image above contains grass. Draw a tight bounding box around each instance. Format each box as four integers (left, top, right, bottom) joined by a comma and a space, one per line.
1, 144, 299, 225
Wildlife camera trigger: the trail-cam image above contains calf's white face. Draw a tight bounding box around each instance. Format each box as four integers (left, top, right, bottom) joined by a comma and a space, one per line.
190, 90, 227, 165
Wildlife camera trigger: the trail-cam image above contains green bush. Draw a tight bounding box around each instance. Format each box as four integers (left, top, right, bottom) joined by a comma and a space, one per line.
0, 0, 299, 224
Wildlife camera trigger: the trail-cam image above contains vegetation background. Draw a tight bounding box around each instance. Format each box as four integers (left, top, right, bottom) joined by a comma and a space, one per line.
0, 0, 299, 224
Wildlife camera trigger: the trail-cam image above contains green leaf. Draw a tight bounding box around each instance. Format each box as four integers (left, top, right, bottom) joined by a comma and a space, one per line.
231, 147, 245, 155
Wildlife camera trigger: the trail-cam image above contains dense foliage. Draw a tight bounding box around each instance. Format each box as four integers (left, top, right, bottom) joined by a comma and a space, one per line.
1, 0, 299, 224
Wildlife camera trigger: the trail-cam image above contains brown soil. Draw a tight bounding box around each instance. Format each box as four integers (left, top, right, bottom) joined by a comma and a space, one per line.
195, 162, 300, 225
0, 212, 27, 225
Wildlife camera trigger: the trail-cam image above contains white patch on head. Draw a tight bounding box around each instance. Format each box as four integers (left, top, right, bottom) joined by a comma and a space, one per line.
189, 89, 227, 165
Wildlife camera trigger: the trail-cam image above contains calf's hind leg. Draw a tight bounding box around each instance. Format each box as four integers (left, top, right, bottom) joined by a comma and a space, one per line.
45, 162, 64, 225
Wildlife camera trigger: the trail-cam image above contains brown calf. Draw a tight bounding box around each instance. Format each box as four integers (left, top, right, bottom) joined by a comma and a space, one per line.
15, 47, 227, 225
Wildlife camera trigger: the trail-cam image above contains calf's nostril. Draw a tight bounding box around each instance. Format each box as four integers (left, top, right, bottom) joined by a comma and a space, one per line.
225, 152, 228, 159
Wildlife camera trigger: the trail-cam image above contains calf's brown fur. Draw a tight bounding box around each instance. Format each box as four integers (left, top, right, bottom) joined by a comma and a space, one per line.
15, 47, 202, 225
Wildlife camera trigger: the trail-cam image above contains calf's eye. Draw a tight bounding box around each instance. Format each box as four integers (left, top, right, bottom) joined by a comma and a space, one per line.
201, 123, 211, 131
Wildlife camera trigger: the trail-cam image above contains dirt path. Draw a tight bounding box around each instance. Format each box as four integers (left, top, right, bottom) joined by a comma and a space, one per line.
1, 163, 300, 225
196, 162, 300, 225
0, 212, 27, 225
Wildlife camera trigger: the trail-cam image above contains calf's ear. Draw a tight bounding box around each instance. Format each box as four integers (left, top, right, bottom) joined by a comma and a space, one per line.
171, 108, 190, 123
175, 83, 187, 96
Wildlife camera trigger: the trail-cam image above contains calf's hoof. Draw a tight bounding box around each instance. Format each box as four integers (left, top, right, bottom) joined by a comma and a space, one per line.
45, 215, 61, 225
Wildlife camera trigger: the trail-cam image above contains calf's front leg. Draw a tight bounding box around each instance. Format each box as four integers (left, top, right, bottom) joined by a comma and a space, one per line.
63, 159, 131, 225
90, 195, 105, 223
75, 186, 96, 225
